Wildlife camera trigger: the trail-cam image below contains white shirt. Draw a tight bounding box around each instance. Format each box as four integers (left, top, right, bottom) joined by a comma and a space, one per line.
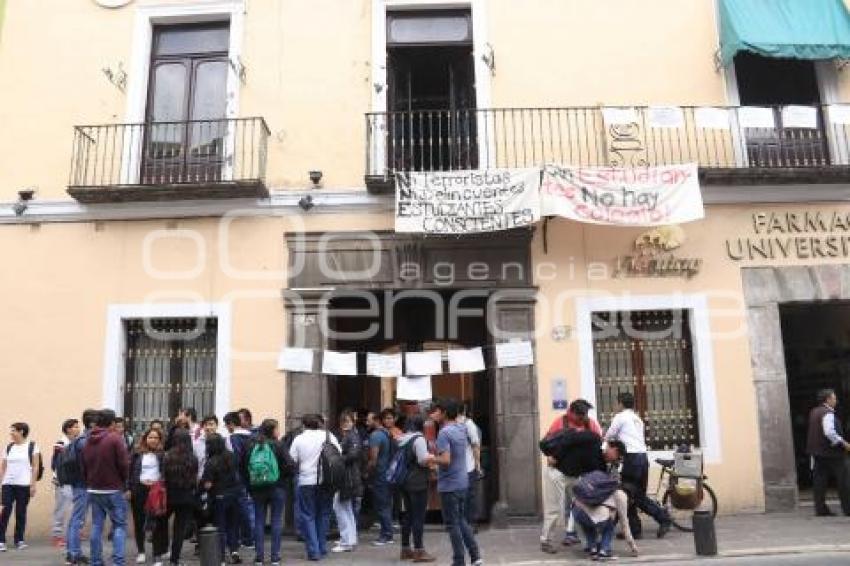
139, 453, 161, 483
2, 442, 40, 486
605, 409, 647, 454
288, 429, 341, 486
194, 437, 207, 479
461, 417, 481, 473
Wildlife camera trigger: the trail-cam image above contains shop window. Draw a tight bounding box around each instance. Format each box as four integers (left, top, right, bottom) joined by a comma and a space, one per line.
592, 310, 700, 451
123, 318, 217, 434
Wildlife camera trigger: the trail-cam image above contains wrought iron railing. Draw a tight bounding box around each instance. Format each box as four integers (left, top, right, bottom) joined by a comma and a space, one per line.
365, 105, 850, 178
69, 117, 269, 188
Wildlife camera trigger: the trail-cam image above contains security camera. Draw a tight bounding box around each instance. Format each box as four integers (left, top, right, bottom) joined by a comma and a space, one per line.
298, 195, 314, 212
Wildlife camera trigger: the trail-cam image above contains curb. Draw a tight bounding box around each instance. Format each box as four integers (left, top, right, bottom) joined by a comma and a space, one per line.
505, 544, 850, 564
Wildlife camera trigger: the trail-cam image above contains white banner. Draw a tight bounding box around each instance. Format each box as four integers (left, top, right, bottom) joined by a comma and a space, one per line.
602, 107, 639, 126
495, 341, 534, 368
405, 351, 443, 376
828, 104, 850, 125
395, 168, 541, 234
447, 347, 485, 373
540, 163, 704, 226
397, 376, 433, 401
367, 353, 403, 378
321, 351, 358, 376
648, 106, 684, 129
738, 106, 775, 129
694, 107, 730, 130
277, 347, 314, 372
781, 105, 818, 129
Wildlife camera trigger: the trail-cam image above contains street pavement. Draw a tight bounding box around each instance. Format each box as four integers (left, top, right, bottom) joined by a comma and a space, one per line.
3, 512, 850, 565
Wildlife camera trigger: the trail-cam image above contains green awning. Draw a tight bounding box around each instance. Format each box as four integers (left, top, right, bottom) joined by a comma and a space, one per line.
720, 0, 850, 65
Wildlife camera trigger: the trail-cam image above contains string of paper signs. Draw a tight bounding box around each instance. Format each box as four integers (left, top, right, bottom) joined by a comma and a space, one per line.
276, 341, 534, 401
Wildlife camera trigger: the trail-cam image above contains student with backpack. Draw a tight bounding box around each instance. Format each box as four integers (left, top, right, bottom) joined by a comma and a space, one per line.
64, 408, 98, 565
367, 411, 395, 546
242, 419, 293, 566
201, 433, 242, 564
0, 422, 43, 552
394, 414, 436, 563
52, 418, 81, 548
128, 428, 168, 565
224, 411, 255, 550
289, 414, 342, 561
571, 469, 638, 560
331, 410, 362, 554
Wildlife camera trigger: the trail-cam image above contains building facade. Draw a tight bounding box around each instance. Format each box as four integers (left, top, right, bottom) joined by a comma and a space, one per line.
2, 0, 850, 531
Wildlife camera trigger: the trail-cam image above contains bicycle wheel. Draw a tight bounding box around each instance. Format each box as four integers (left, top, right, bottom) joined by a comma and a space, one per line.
662, 483, 718, 532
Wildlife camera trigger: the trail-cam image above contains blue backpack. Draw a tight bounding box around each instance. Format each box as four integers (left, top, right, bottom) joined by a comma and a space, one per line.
572, 470, 619, 506
385, 433, 420, 487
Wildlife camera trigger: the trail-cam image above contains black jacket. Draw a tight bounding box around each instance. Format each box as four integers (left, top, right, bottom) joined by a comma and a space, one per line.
202, 452, 241, 497
239, 438, 295, 493
128, 451, 164, 491
539, 429, 604, 478
337, 429, 363, 500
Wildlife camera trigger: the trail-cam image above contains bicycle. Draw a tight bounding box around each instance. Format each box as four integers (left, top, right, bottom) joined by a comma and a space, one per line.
652, 456, 718, 532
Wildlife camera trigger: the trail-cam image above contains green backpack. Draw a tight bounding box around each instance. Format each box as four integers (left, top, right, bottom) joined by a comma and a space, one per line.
248, 442, 280, 487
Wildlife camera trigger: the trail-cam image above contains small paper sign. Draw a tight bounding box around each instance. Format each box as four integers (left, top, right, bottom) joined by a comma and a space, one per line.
322, 351, 358, 376
397, 375, 433, 401
781, 105, 818, 129
276, 347, 314, 373
828, 104, 850, 125
648, 106, 684, 129
694, 107, 730, 130
405, 351, 443, 376
495, 341, 534, 368
738, 107, 775, 129
552, 377, 568, 410
447, 347, 485, 373
602, 107, 639, 126
367, 353, 403, 378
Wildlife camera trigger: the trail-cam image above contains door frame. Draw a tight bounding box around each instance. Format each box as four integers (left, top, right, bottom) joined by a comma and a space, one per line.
102, 301, 232, 419
123, 0, 244, 184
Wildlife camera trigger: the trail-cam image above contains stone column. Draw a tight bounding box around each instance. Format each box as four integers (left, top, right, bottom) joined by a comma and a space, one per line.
283, 289, 331, 434
488, 290, 541, 526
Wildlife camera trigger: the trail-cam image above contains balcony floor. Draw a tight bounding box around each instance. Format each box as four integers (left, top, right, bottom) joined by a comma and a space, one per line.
67, 180, 269, 204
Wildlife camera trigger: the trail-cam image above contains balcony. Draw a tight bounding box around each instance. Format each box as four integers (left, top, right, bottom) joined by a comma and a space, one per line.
364, 105, 850, 193
68, 117, 269, 203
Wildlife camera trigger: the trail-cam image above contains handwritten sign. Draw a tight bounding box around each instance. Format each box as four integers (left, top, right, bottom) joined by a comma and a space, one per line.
781, 105, 817, 129
447, 347, 485, 373
540, 164, 704, 226
694, 107, 730, 130
738, 107, 775, 129
397, 376, 433, 401
495, 341, 534, 368
321, 351, 358, 376
648, 106, 684, 129
395, 168, 541, 234
367, 353, 403, 378
277, 347, 314, 373
405, 351, 443, 375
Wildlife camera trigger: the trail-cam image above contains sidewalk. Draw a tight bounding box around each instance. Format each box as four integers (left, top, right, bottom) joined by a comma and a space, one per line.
4, 512, 850, 565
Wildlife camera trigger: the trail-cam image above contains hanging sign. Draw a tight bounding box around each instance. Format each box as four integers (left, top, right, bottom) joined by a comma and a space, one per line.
397, 376, 433, 401
395, 168, 541, 234
321, 351, 358, 376
367, 353, 403, 378
540, 163, 704, 226
648, 106, 684, 129
694, 107, 730, 130
495, 341, 534, 368
405, 351, 443, 376
277, 347, 314, 373
447, 347, 485, 373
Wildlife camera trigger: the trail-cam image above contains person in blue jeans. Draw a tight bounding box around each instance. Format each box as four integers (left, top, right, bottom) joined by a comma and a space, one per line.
289, 414, 340, 561
64, 409, 98, 565
224, 411, 256, 549
429, 400, 482, 566
80, 409, 129, 566
367, 412, 394, 545
572, 488, 637, 560
242, 419, 294, 565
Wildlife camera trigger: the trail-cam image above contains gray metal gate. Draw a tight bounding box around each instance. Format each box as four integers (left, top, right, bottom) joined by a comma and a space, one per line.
123, 318, 217, 435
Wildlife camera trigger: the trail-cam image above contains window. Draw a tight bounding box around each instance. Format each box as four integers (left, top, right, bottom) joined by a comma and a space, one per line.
123, 318, 217, 434
592, 309, 700, 451
143, 23, 230, 184
734, 51, 828, 166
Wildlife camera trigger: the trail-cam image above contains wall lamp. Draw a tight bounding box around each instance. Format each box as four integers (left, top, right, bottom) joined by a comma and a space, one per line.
309, 170, 323, 188
13, 189, 35, 216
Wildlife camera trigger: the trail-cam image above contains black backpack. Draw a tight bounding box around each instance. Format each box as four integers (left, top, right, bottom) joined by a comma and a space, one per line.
6, 442, 44, 482
57, 437, 84, 486
318, 432, 346, 491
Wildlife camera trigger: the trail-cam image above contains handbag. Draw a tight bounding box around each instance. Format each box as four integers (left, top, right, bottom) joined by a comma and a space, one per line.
144, 481, 168, 518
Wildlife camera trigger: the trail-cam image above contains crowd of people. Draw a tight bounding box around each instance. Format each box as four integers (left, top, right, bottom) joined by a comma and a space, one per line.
0, 399, 484, 566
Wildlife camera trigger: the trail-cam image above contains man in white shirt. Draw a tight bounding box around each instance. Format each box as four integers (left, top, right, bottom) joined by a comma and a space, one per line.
605, 392, 671, 539
289, 414, 341, 561
457, 404, 482, 529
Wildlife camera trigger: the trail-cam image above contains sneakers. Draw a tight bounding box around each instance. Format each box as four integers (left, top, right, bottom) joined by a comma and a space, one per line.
65, 554, 90, 565
152, 562, 163, 566
540, 541, 557, 554
230, 551, 242, 564
137, 554, 147, 564
15, 542, 28, 550
371, 537, 394, 546
332, 544, 353, 553
52, 536, 66, 548
0, 543, 6, 552
562, 532, 581, 546
593, 550, 617, 562
472, 559, 484, 566
657, 520, 672, 539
